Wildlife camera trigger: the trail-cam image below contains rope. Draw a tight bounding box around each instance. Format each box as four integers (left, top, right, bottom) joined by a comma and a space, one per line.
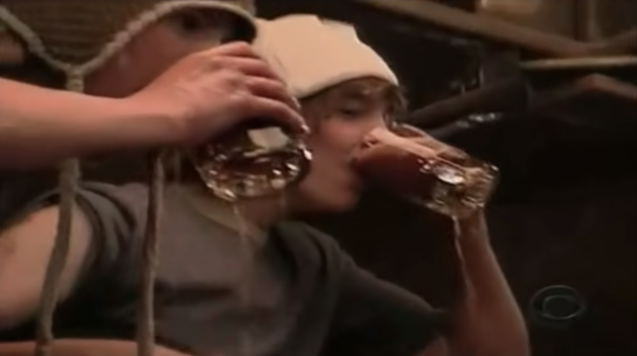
34, 61, 82, 352
34, 159, 80, 356
137, 150, 165, 356
34, 74, 83, 356
0, 7, 83, 354
34, 160, 80, 356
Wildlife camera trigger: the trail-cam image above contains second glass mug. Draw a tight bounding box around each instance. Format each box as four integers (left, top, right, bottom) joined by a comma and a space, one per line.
352, 123, 498, 218
192, 119, 498, 218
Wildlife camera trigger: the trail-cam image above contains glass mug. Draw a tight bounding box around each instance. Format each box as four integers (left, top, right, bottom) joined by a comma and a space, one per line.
352, 124, 498, 218
191, 119, 312, 201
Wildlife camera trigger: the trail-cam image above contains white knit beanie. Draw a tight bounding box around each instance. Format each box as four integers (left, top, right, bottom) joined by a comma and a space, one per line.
254, 14, 398, 99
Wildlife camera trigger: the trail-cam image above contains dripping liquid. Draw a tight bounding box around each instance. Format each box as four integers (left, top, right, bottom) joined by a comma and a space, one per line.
450, 215, 472, 300
231, 195, 283, 356
232, 202, 255, 356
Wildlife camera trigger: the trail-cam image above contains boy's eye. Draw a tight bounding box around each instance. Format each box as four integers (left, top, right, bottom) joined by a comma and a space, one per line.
340, 107, 362, 116
170, 10, 234, 42
338, 101, 367, 117
175, 11, 209, 33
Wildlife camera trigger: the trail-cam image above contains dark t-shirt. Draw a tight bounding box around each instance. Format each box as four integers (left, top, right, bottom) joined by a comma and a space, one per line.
0, 183, 442, 356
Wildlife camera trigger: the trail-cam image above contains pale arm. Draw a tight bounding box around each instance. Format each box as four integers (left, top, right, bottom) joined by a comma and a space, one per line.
0, 339, 191, 356
0, 205, 92, 329
0, 78, 174, 171
422, 213, 529, 356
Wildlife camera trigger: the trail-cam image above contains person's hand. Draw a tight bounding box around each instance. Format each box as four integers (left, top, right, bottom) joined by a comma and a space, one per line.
128, 41, 307, 147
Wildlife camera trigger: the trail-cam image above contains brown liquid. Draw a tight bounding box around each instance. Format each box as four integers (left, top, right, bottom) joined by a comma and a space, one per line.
233, 202, 257, 356
353, 125, 498, 218
182, 187, 262, 356
192, 119, 312, 201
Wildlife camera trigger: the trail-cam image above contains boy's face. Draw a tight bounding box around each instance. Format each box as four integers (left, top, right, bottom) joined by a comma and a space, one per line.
86, 9, 237, 97
290, 79, 396, 213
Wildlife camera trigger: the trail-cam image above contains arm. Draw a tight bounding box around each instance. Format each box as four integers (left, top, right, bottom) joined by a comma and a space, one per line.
0, 195, 189, 355
0, 78, 174, 171
426, 212, 529, 356
0, 186, 223, 356
0, 339, 191, 356
0, 205, 91, 329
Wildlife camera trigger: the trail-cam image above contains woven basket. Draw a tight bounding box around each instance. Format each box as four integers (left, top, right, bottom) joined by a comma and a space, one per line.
0, 0, 255, 80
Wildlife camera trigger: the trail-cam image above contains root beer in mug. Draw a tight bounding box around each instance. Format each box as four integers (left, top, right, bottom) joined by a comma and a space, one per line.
353, 124, 498, 217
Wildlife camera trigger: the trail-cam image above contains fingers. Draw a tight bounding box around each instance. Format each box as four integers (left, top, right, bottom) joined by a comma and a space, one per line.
202, 44, 298, 109
205, 42, 285, 81
210, 41, 258, 57
229, 60, 300, 112
199, 41, 297, 99
234, 69, 304, 129
209, 46, 304, 127
246, 76, 299, 111
242, 97, 307, 134
213, 56, 285, 84
174, 42, 309, 135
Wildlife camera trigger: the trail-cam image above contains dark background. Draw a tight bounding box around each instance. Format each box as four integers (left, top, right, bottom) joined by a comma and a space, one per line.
258, 1, 637, 355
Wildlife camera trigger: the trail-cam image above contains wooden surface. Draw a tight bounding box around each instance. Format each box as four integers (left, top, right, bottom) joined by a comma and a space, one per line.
529, 74, 637, 129
356, 0, 591, 57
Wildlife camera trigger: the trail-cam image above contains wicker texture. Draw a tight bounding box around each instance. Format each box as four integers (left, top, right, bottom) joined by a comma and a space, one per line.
0, 0, 256, 67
